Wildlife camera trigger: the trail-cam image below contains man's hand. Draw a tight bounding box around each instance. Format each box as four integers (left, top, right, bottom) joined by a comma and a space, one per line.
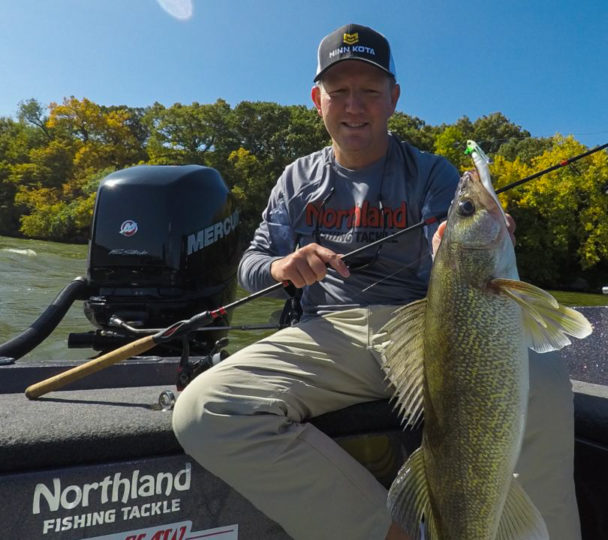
270, 243, 350, 288
432, 214, 517, 257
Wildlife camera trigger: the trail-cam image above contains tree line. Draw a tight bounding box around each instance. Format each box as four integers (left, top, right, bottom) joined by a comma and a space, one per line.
1, 97, 607, 290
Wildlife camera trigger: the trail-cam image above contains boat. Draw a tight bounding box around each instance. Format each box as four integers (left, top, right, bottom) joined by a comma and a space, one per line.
1, 165, 606, 539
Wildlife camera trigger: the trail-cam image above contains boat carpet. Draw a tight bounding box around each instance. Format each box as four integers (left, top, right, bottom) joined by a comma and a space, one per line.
0, 386, 405, 475
1, 381, 608, 474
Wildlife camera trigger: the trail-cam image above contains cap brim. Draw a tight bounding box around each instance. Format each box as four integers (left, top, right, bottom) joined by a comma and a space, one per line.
314, 57, 395, 82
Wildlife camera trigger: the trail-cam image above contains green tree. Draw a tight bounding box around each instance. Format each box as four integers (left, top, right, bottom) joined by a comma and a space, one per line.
0, 116, 43, 234
231, 101, 292, 176
280, 105, 328, 162
227, 147, 270, 239
493, 136, 608, 288
146, 99, 232, 165
471, 112, 530, 154
497, 136, 553, 164
389, 113, 436, 152
18, 98, 53, 142
434, 125, 469, 170
223, 102, 327, 241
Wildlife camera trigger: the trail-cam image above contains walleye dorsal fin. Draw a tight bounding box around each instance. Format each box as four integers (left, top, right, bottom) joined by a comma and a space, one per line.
491, 278, 593, 353
376, 299, 426, 427
496, 477, 549, 540
388, 448, 439, 539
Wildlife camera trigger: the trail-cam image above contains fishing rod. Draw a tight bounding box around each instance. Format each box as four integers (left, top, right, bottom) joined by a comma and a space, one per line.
495, 143, 608, 194
24, 142, 607, 399
24, 216, 440, 400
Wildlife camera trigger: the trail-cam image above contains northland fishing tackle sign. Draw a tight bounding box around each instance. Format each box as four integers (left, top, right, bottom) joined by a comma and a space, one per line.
0, 454, 286, 539
34, 463, 191, 535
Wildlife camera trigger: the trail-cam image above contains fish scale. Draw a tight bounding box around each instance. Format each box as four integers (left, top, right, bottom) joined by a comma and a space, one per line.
425, 282, 525, 538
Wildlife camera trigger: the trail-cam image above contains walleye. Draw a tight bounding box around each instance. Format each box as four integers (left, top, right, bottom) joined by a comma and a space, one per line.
378, 167, 592, 539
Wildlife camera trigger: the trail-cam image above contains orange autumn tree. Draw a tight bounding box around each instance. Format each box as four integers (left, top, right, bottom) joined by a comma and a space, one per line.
14, 97, 147, 240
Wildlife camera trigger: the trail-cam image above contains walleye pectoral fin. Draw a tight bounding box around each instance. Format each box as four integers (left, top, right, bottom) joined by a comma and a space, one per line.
376, 299, 426, 427
388, 448, 438, 539
496, 477, 549, 540
491, 278, 593, 353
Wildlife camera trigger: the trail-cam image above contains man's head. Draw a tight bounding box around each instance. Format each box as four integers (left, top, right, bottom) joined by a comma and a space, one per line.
311, 24, 400, 169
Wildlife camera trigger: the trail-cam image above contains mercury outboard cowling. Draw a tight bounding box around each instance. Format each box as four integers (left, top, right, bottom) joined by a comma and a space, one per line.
74, 164, 240, 354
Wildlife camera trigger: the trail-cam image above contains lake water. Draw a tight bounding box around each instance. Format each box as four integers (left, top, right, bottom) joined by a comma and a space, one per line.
0, 235, 283, 362
2, 234, 606, 365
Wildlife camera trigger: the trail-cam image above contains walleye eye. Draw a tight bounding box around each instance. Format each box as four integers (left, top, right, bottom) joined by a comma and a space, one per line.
458, 199, 475, 216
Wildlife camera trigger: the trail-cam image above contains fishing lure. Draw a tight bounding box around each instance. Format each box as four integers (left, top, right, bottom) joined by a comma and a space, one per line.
466, 140, 509, 225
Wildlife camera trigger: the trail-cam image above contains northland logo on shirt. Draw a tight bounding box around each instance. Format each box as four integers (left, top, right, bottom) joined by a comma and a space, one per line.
305, 201, 406, 229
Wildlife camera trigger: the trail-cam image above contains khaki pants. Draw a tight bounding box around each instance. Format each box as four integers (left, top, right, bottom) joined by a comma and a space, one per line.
172, 306, 580, 540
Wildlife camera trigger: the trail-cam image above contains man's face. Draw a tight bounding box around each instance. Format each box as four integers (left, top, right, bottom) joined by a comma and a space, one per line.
311, 60, 400, 169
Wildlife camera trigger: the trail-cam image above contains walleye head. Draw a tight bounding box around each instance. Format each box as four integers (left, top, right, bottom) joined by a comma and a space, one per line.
443, 169, 510, 251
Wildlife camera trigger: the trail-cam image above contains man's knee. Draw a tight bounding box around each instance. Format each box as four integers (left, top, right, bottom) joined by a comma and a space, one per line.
172, 369, 229, 467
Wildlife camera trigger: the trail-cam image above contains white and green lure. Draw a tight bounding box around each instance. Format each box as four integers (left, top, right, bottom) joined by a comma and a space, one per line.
465, 140, 508, 225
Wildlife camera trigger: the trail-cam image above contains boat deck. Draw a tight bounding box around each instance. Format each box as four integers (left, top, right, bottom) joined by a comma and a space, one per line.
0, 385, 179, 474
1, 306, 607, 538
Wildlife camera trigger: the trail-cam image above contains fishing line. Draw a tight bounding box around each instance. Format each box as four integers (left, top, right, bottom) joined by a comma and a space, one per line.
358, 258, 421, 295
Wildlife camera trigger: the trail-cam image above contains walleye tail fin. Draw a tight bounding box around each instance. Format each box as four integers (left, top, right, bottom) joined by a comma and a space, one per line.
376, 299, 426, 427
388, 448, 439, 539
491, 278, 593, 353
496, 477, 549, 540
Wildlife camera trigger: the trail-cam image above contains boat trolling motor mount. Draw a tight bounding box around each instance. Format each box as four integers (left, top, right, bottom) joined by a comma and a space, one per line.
70, 164, 241, 358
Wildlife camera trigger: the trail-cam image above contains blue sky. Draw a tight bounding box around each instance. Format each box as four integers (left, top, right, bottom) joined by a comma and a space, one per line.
1, 0, 606, 148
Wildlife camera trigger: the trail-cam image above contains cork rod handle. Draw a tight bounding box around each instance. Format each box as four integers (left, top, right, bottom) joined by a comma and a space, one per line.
24, 335, 157, 400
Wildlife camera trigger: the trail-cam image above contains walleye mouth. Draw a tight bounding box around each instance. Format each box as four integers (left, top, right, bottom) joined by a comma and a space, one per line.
457, 170, 480, 194
455, 170, 504, 216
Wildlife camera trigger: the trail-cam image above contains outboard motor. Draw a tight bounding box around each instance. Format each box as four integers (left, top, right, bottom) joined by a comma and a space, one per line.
69, 164, 240, 356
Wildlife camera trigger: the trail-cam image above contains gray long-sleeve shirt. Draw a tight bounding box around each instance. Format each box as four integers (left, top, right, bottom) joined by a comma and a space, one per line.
238, 135, 460, 317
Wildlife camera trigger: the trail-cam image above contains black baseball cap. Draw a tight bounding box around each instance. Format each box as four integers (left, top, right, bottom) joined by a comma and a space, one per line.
314, 23, 396, 82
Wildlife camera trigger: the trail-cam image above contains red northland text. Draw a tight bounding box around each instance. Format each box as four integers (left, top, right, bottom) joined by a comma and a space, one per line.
305, 201, 407, 229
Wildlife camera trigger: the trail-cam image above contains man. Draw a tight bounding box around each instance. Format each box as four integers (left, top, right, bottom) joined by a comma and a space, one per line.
173, 24, 580, 539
